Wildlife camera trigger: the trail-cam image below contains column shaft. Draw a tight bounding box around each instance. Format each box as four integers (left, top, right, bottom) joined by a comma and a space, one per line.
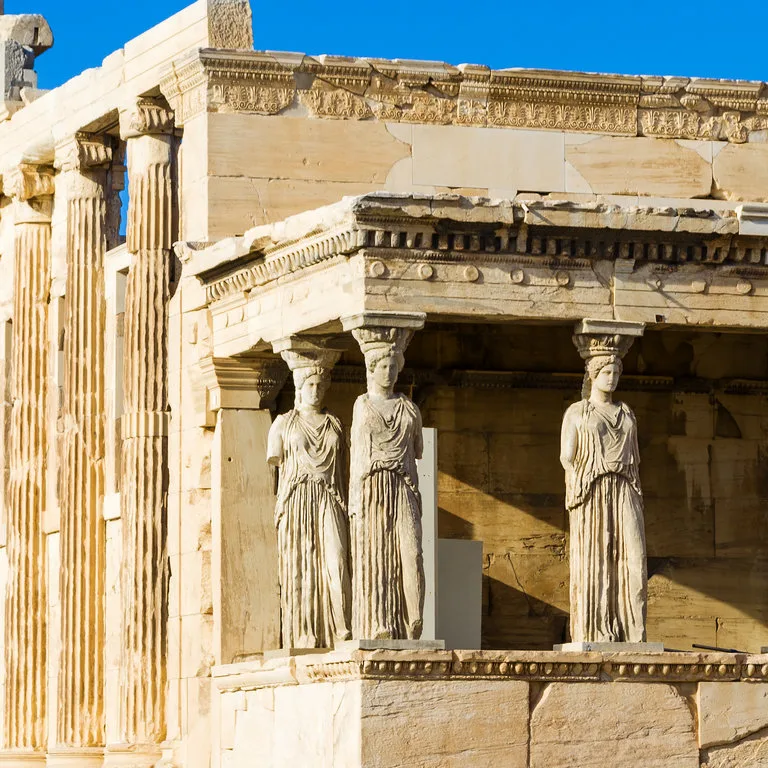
5, 218, 51, 750
118, 131, 173, 745
57, 167, 107, 747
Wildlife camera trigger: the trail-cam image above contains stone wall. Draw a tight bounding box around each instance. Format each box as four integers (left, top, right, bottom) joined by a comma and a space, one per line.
290, 323, 768, 652
181, 108, 768, 241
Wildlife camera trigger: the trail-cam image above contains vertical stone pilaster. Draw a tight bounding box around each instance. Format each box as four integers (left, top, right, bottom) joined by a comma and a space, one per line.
49, 134, 112, 765
2, 164, 54, 759
199, 355, 287, 664
108, 99, 175, 762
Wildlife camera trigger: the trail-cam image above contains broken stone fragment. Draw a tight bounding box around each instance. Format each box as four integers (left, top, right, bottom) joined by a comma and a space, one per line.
0, 14, 53, 56
0, 14, 52, 103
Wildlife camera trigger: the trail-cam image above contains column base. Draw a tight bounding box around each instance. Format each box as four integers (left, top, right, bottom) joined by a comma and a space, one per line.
0, 750, 46, 766
46, 748, 104, 767
554, 642, 665, 653
103, 745, 162, 768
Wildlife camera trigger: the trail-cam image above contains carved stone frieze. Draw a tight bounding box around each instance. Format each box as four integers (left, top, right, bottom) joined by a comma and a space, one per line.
300, 83, 371, 120
159, 49, 768, 141
160, 50, 296, 125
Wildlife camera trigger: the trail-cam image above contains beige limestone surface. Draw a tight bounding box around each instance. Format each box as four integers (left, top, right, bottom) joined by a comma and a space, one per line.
530, 682, 698, 767
699, 682, 768, 748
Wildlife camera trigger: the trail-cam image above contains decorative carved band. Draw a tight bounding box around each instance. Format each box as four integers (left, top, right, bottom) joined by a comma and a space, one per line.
160, 49, 768, 141
196, 197, 768, 304
212, 650, 768, 693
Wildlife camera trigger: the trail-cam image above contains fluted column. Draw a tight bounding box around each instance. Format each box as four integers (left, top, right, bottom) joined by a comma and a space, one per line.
105, 100, 175, 764
46, 134, 112, 767
1, 164, 54, 762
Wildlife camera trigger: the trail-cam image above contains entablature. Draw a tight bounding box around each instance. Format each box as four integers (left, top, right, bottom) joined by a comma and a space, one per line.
182, 194, 768, 357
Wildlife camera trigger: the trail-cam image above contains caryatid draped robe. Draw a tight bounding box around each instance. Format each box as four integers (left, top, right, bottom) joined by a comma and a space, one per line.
268, 409, 352, 648
562, 399, 647, 643
349, 392, 425, 640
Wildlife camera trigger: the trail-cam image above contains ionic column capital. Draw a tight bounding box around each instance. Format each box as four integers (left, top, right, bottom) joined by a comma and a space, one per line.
119, 98, 175, 140
4, 163, 54, 224
4, 163, 54, 202
572, 319, 645, 361
54, 132, 112, 174
198, 355, 288, 419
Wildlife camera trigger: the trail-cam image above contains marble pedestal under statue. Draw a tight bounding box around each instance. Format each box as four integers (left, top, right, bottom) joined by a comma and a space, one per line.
555, 642, 664, 652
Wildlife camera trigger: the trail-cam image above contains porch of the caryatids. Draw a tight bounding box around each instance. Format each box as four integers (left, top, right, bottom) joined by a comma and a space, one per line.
106, 97, 175, 767
0, 163, 54, 764
47, 133, 112, 767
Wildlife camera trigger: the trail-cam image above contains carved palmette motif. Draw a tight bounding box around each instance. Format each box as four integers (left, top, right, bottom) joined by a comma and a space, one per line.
160, 49, 768, 142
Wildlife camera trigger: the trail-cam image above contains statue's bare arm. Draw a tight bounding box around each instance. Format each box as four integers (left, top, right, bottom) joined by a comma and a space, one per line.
266, 414, 284, 466
560, 407, 578, 470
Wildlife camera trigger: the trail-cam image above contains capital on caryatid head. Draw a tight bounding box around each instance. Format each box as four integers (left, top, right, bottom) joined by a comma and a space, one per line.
119, 98, 175, 140
272, 335, 344, 372
54, 132, 112, 174
198, 354, 289, 424
572, 319, 645, 363
342, 311, 426, 364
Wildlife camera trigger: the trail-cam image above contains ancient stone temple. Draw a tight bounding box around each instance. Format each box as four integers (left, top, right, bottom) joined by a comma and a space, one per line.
1, 0, 768, 765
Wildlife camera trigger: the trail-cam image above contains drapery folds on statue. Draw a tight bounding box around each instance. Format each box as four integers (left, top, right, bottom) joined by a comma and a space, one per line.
345, 314, 426, 642
561, 320, 648, 644
269, 340, 352, 648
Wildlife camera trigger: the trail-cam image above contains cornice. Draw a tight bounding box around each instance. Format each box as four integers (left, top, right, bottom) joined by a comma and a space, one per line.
186, 195, 768, 304
212, 649, 768, 693
160, 49, 768, 142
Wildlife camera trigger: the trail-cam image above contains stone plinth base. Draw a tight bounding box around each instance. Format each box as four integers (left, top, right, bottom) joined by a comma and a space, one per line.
103, 745, 163, 768
46, 749, 104, 767
555, 641, 665, 652
263, 647, 330, 659
336, 638, 446, 651
213, 648, 768, 767
0, 751, 46, 766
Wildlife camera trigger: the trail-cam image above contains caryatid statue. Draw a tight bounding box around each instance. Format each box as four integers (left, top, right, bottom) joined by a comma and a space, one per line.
347, 321, 425, 641
267, 341, 352, 648
560, 320, 647, 644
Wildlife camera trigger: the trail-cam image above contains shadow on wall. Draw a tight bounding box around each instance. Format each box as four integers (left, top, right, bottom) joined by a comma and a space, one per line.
417, 323, 768, 653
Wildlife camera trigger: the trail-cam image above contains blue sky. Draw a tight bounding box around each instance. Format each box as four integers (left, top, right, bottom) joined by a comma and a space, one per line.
6, 0, 768, 90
